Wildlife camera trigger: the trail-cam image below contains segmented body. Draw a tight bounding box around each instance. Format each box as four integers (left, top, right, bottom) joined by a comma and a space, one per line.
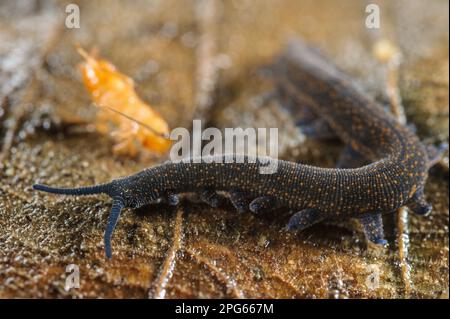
34, 39, 440, 258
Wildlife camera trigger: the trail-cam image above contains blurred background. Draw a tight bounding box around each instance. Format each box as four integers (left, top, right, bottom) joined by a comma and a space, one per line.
0, 0, 448, 298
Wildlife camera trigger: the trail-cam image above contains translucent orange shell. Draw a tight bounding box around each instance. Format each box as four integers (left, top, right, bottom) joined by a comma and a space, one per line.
78, 48, 171, 156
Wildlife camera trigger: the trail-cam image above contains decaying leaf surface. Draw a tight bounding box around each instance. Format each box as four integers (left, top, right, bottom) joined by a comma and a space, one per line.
0, 0, 448, 298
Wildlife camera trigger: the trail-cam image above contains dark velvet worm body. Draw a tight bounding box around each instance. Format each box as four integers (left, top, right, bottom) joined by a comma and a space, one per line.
33, 38, 446, 259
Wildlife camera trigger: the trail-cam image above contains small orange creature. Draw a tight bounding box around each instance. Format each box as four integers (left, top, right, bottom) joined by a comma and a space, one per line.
77, 47, 171, 156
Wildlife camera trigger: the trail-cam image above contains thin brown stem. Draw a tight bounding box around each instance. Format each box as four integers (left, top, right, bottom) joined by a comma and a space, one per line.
374, 38, 413, 297
192, 0, 220, 124
186, 247, 244, 298
150, 207, 184, 299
